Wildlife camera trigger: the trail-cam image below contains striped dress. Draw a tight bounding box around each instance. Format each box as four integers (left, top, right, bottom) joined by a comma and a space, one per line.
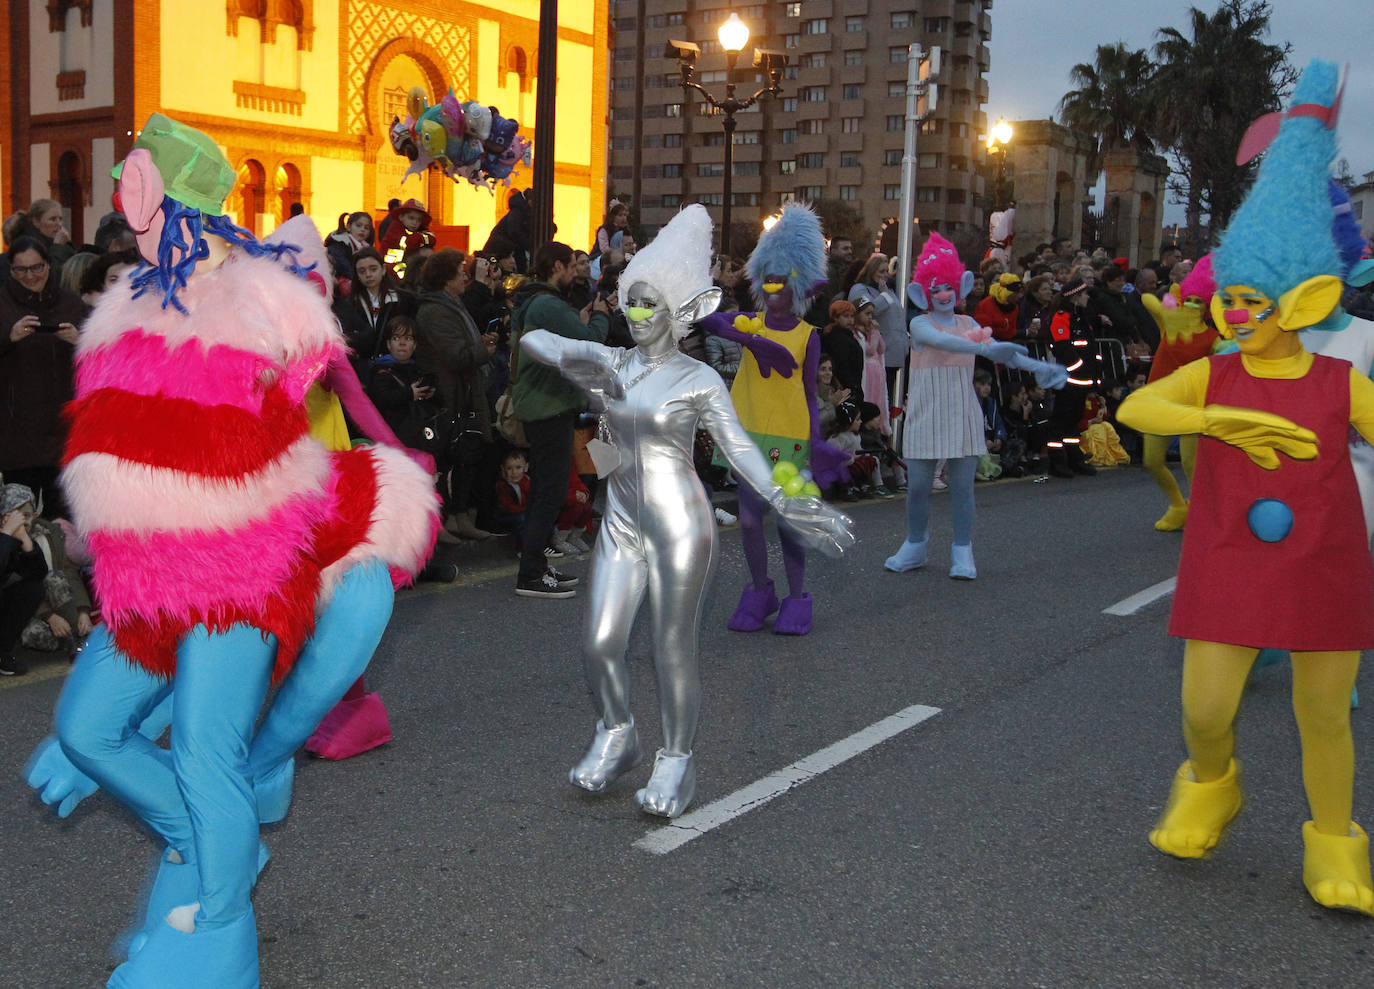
61, 249, 439, 683
901, 313, 983, 460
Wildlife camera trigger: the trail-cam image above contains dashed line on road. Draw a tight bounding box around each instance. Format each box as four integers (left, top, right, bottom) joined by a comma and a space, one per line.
1103, 577, 1177, 616
633, 703, 942, 855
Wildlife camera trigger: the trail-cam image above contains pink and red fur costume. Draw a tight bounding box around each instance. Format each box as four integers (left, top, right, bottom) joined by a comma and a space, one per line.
62, 233, 439, 682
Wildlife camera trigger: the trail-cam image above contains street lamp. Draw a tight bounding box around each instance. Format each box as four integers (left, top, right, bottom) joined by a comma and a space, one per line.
670, 14, 787, 257
985, 118, 1014, 211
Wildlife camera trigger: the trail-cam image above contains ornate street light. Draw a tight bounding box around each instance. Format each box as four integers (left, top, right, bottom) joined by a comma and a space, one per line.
985, 118, 1014, 211
670, 13, 788, 257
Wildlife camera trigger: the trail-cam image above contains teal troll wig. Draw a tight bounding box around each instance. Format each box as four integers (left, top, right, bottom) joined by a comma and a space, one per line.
1212, 59, 1342, 301
747, 202, 827, 316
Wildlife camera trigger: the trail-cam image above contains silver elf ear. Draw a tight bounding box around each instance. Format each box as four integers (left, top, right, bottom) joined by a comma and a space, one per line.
674, 286, 723, 325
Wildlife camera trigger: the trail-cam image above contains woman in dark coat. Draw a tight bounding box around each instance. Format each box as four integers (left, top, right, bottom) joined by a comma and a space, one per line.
0, 236, 90, 516
415, 249, 495, 539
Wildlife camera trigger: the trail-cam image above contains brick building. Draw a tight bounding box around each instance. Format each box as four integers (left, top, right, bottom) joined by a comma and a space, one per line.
1, 0, 609, 251
606, 0, 993, 251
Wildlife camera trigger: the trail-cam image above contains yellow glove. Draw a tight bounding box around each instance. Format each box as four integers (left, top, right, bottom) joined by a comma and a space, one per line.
1202, 404, 1318, 470
1142, 290, 1204, 346
733, 313, 765, 336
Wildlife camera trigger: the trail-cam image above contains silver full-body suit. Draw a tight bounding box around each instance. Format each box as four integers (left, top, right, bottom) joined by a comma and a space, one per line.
522, 292, 851, 817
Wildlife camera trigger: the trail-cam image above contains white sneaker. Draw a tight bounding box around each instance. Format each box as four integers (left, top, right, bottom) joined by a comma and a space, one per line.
931, 477, 948, 491
567, 530, 593, 553
714, 507, 738, 526
551, 531, 578, 556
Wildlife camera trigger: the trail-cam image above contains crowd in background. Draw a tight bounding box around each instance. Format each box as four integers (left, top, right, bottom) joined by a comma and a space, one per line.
8, 189, 1374, 655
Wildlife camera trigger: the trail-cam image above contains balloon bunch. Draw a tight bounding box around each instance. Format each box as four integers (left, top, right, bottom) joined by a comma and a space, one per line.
388, 86, 533, 190
772, 460, 822, 498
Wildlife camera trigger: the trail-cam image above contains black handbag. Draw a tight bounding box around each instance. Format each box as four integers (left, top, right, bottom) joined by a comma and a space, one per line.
418, 410, 455, 457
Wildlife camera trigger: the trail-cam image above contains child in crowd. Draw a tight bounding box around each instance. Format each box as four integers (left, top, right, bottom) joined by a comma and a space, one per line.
974, 369, 1026, 478
972, 369, 1006, 480
1079, 387, 1131, 467
827, 401, 879, 499
857, 401, 904, 496
378, 198, 434, 277
854, 302, 890, 435
366, 316, 439, 453
552, 466, 595, 557
495, 449, 531, 547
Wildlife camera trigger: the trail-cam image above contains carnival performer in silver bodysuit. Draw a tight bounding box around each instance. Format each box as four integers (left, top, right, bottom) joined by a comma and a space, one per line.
521, 206, 853, 817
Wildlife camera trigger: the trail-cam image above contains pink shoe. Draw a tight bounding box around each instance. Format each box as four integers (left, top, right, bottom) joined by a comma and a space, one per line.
305, 691, 393, 760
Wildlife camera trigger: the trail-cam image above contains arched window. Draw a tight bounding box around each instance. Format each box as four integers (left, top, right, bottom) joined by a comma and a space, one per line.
276, 162, 302, 221
226, 0, 313, 50
506, 46, 531, 92
238, 159, 267, 236
57, 151, 85, 244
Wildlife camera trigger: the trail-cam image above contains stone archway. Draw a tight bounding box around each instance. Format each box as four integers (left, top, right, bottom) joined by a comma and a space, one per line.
363, 39, 450, 216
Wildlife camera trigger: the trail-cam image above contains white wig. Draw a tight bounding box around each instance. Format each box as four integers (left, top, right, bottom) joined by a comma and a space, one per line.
621, 204, 714, 336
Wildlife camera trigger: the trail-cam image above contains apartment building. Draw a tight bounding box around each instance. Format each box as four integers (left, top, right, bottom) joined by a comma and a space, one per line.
607, 0, 992, 249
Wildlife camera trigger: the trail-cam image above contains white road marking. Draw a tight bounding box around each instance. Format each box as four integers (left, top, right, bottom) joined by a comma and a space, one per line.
1103, 577, 1177, 616
633, 704, 942, 855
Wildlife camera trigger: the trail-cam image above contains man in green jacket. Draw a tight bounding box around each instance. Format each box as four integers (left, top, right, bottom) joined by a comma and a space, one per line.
510, 242, 610, 597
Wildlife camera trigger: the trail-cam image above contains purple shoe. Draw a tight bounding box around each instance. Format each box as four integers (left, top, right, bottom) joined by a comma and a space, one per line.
773, 593, 813, 635
727, 579, 779, 632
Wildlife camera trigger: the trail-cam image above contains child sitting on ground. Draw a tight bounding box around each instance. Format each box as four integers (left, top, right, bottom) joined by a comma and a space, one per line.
495, 449, 531, 548
827, 401, 879, 500
1079, 387, 1131, 466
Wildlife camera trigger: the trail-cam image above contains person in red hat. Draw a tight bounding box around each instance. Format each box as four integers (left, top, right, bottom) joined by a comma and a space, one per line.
379, 198, 434, 278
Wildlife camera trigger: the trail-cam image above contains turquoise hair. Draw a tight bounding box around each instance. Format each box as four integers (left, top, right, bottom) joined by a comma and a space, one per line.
747, 202, 827, 316
1213, 59, 1341, 301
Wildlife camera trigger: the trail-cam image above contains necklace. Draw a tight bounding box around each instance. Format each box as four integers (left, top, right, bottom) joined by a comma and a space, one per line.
597, 349, 676, 454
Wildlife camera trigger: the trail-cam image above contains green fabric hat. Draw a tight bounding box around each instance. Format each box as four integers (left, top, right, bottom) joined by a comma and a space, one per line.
111, 113, 236, 216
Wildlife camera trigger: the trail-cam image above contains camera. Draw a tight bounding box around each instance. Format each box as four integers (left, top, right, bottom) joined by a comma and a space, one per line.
665, 39, 700, 63
754, 49, 788, 72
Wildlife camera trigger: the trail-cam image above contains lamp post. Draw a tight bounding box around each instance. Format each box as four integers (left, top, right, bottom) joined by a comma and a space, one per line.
985, 118, 1013, 211
671, 13, 786, 258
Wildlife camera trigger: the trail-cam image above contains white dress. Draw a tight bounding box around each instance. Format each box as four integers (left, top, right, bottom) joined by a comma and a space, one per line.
901, 312, 983, 461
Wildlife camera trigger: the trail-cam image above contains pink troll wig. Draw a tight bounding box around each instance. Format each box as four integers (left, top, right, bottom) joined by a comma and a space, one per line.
913, 232, 966, 293
1179, 253, 1216, 303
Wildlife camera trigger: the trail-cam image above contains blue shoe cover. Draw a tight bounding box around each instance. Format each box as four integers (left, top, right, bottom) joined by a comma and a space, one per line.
109, 906, 259, 989
124, 843, 269, 962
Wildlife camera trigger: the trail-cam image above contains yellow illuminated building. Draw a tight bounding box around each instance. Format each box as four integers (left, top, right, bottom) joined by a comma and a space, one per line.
2, 0, 609, 253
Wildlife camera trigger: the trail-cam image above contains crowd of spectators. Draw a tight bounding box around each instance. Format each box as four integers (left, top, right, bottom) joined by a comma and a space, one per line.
7, 189, 1373, 658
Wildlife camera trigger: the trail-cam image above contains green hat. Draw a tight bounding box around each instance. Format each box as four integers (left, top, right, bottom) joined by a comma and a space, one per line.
111, 113, 236, 216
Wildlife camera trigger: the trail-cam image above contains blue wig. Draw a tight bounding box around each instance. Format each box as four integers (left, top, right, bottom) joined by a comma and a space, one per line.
130, 198, 318, 314
1213, 59, 1342, 301
747, 202, 827, 316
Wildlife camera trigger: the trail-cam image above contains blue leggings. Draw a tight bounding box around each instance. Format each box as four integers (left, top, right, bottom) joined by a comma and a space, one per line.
903, 456, 977, 546
57, 562, 394, 926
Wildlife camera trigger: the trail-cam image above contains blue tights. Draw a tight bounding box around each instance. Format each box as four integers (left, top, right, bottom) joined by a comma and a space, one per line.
903, 456, 977, 546
56, 562, 394, 926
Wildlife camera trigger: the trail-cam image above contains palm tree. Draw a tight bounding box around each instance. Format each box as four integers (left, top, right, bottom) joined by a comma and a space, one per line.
1151, 0, 1294, 252
1057, 43, 1160, 181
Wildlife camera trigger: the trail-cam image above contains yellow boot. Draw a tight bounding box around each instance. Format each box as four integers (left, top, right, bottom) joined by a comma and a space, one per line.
1302, 821, 1374, 916
1149, 759, 1243, 859
1155, 503, 1188, 531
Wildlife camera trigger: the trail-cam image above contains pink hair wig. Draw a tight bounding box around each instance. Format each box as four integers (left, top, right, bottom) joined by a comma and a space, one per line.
914, 232, 966, 293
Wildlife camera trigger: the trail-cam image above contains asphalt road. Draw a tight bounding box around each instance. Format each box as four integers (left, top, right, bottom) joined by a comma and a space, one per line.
3, 465, 1371, 988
